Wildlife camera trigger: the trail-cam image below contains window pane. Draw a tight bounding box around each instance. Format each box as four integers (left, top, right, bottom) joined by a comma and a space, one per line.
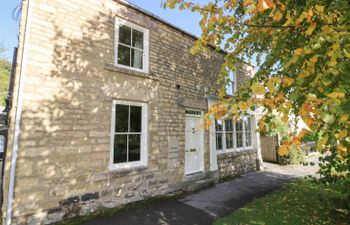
226, 132, 234, 149
216, 133, 223, 150
246, 132, 252, 147
225, 119, 233, 131
132, 29, 144, 49
236, 121, 243, 132
114, 134, 127, 163
236, 132, 243, 148
226, 72, 235, 95
128, 134, 141, 162
118, 44, 131, 66
215, 120, 223, 131
119, 25, 131, 45
130, 106, 142, 132
244, 117, 251, 131
226, 81, 235, 95
131, 49, 143, 69
115, 104, 129, 132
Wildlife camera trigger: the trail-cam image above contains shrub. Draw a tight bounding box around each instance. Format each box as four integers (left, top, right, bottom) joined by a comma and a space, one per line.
287, 145, 305, 165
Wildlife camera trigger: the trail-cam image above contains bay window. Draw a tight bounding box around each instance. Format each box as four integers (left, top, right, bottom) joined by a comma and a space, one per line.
225, 119, 234, 149
215, 120, 223, 151
214, 116, 254, 153
236, 120, 244, 148
244, 116, 252, 147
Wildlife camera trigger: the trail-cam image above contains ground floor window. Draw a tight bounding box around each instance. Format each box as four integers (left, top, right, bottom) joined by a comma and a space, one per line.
110, 100, 148, 170
215, 116, 254, 152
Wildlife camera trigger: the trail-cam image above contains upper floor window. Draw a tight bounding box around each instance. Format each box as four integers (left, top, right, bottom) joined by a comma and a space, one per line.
226, 72, 237, 95
115, 18, 149, 73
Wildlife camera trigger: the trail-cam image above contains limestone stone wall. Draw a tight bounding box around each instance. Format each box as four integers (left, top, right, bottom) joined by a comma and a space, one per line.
1, 0, 259, 224
217, 150, 257, 178
236, 63, 255, 88
1, 0, 226, 224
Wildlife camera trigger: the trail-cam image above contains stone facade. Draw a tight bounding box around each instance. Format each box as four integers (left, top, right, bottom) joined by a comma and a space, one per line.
1, 0, 259, 224
217, 150, 257, 177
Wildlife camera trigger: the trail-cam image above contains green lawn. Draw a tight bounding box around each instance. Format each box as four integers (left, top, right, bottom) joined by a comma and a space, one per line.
214, 179, 349, 225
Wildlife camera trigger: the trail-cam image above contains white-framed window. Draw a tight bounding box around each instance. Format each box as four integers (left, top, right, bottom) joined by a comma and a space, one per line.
110, 100, 148, 170
215, 120, 224, 151
236, 120, 244, 148
214, 116, 254, 153
226, 72, 237, 95
225, 119, 234, 149
115, 17, 149, 73
244, 116, 252, 147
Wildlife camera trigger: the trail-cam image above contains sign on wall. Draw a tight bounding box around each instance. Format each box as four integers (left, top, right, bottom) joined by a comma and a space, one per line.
168, 136, 179, 169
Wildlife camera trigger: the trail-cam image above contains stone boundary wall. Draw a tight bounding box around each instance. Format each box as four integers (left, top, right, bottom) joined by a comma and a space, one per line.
217, 150, 257, 178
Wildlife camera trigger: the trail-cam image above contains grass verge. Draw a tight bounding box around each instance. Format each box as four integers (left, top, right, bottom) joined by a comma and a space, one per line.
214, 179, 349, 225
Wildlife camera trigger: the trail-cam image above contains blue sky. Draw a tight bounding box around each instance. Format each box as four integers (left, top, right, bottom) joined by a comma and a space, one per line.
0, 0, 21, 60
0, 0, 204, 60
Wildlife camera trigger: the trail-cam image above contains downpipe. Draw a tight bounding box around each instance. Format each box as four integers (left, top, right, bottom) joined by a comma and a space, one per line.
6, 0, 33, 224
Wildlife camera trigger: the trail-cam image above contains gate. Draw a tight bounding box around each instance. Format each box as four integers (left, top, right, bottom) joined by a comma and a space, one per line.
260, 135, 279, 162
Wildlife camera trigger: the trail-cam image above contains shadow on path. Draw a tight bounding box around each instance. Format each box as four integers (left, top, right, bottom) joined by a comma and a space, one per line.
80, 161, 319, 225
81, 200, 213, 225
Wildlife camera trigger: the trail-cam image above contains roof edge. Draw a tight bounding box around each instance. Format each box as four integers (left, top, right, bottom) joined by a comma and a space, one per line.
117, 0, 200, 40
116, 0, 255, 68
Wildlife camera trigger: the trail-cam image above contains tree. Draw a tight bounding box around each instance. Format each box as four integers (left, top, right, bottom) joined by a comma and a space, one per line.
0, 42, 11, 107
164, 0, 350, 180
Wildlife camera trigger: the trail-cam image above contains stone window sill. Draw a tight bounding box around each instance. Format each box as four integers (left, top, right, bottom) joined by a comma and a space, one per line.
104, 64, 159, 81
108, 166, 148, 178
89, 166, 160, 182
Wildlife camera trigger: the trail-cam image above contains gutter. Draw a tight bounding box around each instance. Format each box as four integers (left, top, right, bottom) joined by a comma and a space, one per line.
118, 0, 256, 68
117, 0, 228, 56
6, 0, 33, 224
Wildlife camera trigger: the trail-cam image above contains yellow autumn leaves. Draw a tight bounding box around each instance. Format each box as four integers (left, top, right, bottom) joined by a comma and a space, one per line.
251, 83, 265, 95
237, 99, 254, 112
327, 92, 345, 98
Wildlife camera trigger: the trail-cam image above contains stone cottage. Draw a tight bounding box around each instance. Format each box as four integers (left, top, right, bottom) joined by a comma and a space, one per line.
1, 0, 262, 224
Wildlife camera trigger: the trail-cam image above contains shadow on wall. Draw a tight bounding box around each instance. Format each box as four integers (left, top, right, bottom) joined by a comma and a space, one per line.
13, 5, 158, 222
10, 0, 223, 223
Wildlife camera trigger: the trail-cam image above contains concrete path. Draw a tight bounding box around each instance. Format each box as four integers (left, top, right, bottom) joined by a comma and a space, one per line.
80, 158, 319, 225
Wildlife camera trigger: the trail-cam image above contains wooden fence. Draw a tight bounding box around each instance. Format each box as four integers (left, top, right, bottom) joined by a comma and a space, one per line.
260, 135, 279, 163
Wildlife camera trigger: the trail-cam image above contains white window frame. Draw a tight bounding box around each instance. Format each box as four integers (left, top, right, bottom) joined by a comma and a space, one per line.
226, 72, 237, 96
115, 17, 149, 74
243, 116, 253, 148
215, 116, 255, 154
109, 99, 148, 171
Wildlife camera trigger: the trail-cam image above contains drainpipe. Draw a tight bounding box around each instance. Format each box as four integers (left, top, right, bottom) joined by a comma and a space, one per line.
6, 0, 33, 224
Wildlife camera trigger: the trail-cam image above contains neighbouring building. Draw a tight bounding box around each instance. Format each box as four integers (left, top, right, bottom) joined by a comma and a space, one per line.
1, 0, 262, 224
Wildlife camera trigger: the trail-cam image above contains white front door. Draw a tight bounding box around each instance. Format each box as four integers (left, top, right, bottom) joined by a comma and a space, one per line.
185, 110, 204, 175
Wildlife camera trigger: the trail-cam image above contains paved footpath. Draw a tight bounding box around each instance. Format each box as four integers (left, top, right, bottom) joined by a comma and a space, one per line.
81, 158, 318, 225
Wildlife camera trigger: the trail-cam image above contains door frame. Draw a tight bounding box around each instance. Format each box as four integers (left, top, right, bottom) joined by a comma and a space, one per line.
184, 109, 205, 175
